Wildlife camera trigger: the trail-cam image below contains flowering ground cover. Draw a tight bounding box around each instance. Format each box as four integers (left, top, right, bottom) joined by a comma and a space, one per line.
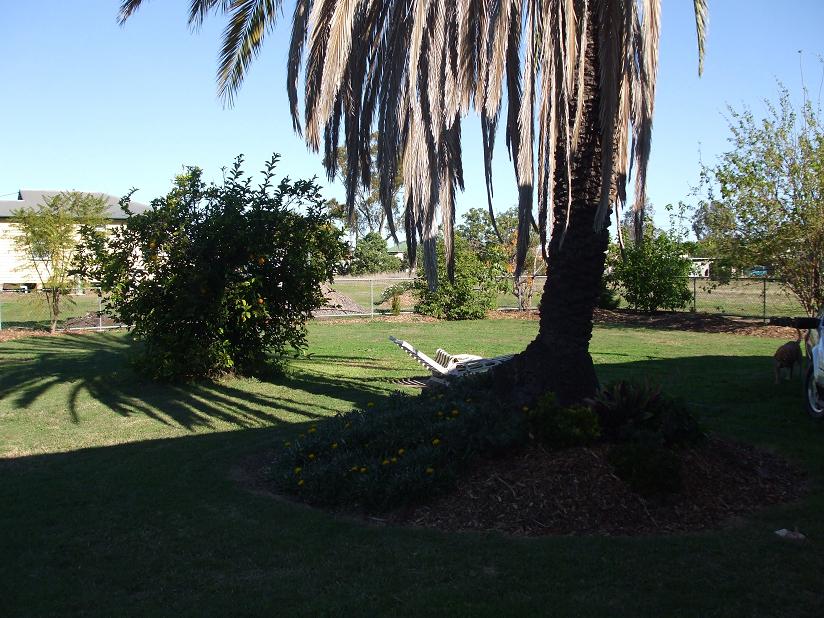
1, 319, 823, 615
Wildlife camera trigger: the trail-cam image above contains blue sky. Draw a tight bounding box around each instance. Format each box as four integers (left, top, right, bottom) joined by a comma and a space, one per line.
2, 1, 823, 235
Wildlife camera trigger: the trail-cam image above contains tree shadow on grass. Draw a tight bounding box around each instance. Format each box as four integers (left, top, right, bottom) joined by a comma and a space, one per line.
0, 333, 396, 430
0, 354, 821, 617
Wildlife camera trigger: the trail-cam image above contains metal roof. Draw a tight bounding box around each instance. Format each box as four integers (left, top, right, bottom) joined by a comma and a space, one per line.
0, 190, 149, 220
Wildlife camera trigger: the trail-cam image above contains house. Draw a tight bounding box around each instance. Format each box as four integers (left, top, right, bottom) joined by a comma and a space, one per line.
687, 257, 714, 278
0, 190, 148, 289
385, 241, 407, 262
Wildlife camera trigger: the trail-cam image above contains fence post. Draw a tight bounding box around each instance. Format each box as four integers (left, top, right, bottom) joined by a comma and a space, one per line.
0, 297, 3, 331
370, 279, 374, 318
98, 291, 102, 330
762, 278, 767, 321
693, 278, 697, 312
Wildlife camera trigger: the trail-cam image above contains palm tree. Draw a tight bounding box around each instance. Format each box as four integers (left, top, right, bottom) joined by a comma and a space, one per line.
118, 0, 707, 404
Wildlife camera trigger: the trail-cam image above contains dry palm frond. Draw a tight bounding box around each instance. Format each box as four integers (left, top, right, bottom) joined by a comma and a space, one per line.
120, 0, 708, 285
693, 0, 708, 77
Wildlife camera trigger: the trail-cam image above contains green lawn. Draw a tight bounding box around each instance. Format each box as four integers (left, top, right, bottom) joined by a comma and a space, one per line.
2, 320, 823, 616
690, 279, 805, 317
327, 277, 547, 313
323, 277, 804, 317
0, 292, 102, 330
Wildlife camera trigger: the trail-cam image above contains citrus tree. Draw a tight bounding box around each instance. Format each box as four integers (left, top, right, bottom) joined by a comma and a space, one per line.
76, 155, 346, 380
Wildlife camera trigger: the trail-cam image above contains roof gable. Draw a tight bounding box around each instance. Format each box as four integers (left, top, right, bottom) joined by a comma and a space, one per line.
0, 190, 149, 220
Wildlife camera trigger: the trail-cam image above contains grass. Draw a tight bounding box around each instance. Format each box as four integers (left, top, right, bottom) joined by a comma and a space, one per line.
1, 319, 823, 615
690, 278, 805, 317
324, 276, 804, 317
1, 279, 804, 328
326, 277, 547, 313
0, 291, 102, 330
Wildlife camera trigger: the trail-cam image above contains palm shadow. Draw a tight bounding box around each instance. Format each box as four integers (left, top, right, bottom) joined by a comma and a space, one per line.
0, 333, 396, 430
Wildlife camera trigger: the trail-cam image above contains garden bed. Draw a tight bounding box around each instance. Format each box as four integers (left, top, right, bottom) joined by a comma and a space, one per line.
489, 308, 801, 339
391, 437, 806, 536
239, 436, 805, 537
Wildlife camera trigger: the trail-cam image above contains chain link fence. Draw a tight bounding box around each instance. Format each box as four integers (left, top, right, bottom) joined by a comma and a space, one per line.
685, 277, 804, 318
318, 275, 550, 318
0, 288, 119, 332
321, 275, 806, 319
0, 276, 807, 331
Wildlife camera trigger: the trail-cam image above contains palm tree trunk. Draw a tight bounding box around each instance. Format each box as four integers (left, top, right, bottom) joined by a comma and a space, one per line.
496, 6, 607, 406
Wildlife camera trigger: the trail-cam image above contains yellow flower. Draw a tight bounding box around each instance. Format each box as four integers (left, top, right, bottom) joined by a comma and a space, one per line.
293, 467, 302, 474
359, 467, 367, 473
425, 467, 434, 475
522, 406, 529, 412
308, 453, 316, 460
331, 443, 338, 449
350, 466, 358, 472
432, 438, 441, 446
451, 409, 459, 417
391, 457, 398, 464
367, 402, 375, 407
382, 459, 390, 466
308, 427, 316, 433
397, 448, 405, 456
298, 479, 305, 486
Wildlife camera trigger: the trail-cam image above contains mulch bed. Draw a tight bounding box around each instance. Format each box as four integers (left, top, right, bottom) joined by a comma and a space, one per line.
490, 308, 801, 340
0, 328, 53, 343
390, 437, 806, 536
591, 308, 800, 339
63, 312, 120, 329
315, 284, 369, 316
237, 435, 806, 537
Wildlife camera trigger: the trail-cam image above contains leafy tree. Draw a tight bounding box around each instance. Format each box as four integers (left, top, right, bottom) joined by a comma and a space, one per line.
458, 206, 546, 310
608, 229, 692, 312
618, 200, 655, 247
76, 155, 345, 380
697, 82, 824, 314
11, 191, 107, 333
349, 231, 402, 275
119, 0, 707, 405
325, 133, 404, 242
415, 235, 498, 320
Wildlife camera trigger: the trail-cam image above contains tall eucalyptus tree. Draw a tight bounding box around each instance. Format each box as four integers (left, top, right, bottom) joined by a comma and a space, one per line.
119, 0, 707, 403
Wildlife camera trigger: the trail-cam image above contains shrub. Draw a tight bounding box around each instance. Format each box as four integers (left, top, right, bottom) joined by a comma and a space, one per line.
77, 155, 346, 380
269, 376, 528, 511
349, 232, 402, 275
608, 231, 692, 312
608, 442, 683, 497
415, 235, 498, 320
378, 280, 415, 315
528, 393, 601, 448
587, 381, 703, 447
598, 275, 621, 310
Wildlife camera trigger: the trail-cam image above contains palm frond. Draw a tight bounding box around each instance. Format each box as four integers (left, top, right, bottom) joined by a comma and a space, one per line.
120, 0, 709, 290
117, 0, 148, 25
188, 0, 232, 30
693, 0, 708, 76
216, 0, 282, 106
287, 0, 311, 133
